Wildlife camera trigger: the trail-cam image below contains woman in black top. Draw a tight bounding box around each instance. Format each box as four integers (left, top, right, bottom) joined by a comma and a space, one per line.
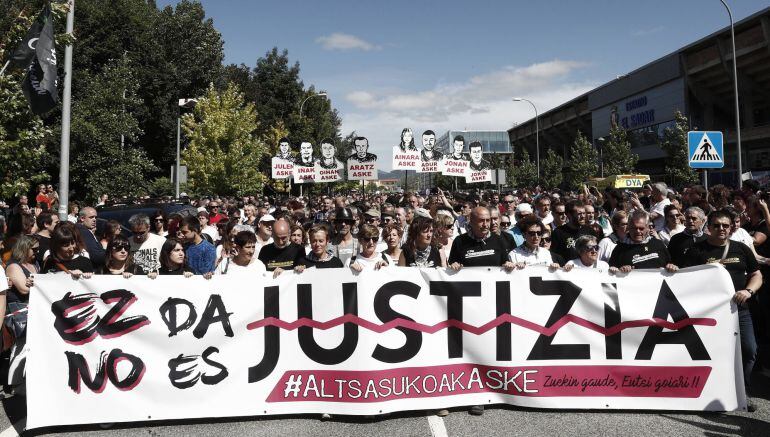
399, 216, 445, 268
41, 224, 94, 279
149, 238, 193, 278
296, 224, 343, 270
5, 235, 40, 304
99, 235, 139, 277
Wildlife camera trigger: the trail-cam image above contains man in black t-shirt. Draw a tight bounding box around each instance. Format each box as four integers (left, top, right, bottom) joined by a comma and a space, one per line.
448, 207, 515, 270
550, 200, 593, 262
682, 210, 762, 395
668, 206, 707, 267
609, 210, 676, 272
258, 219, 305, 277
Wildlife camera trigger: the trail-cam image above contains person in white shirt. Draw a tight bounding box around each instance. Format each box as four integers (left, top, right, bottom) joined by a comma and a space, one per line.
347, 224, 388, 271
198, 211, 220, 243
727, 207, 768, 264
215, 230, 267, 275
128, 213, 166, 273
566, 235, 613, 273
648, 182, 671, 232
509, 216, 560, 269
658, 205, 684, 246
535, 195, 554, 228
598, 211, 628, 262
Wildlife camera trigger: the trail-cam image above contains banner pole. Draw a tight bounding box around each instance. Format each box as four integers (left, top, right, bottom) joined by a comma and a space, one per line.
58, 0, 75, 221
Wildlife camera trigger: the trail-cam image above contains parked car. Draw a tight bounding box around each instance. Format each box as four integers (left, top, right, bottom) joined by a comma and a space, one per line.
95, 202, 198, 235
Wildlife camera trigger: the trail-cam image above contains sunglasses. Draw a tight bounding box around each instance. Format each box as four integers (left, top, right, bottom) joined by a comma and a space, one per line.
710, 223, 731, 229
445, 224, 454, 230
154, 218, 165, 222
334, 220, 355, 225
504, 200, 515, 204
540, 237, 552, 243
500, 222, 511, 227
525, 231, 543, 237
582, 245, 599, 252
113, 244, 130, 252
359, 237, 378, 243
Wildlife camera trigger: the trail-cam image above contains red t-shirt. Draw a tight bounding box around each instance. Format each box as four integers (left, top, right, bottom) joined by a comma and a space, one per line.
36, 193, 50, 211
209, 213, 227, 225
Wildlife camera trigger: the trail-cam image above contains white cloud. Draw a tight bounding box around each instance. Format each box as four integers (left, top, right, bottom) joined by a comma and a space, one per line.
315, 33, 381, 51
631, 26, 663, 37
339, 59, 598, 171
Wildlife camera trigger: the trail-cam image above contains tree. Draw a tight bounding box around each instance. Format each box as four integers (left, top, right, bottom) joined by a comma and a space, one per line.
181, 83, 268, 196
0, 71, 52, 199
540, 149, 564, 189
602, 125, 638, 175
566, 131, 598, 189
508, 148, 538, 188
661, 111, 699, 187
68, 57, 157, 200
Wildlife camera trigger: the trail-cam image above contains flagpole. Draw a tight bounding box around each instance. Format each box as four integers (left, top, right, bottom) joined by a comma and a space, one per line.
58, 0, 74, 220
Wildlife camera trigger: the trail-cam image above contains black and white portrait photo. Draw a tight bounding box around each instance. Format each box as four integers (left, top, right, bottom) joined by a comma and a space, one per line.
468, 141, 492, 171
274, 137, 294, 162
398, 127, 417, 152
349, 136, 378, 163
296, 141, 315, 167
317, 138, 343, 169
448, 135, 468, 161
420, 130, 443, 162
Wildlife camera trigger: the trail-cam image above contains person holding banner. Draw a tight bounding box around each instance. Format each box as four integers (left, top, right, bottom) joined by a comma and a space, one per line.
608, 210, 677, 273
682, 210, 762, 405
565, 235, 612, 273
380, 222, 404, 265
258, 219, 305, 277
347, 224, 388, 271
448, 207, 515, 275
296, 224, 343, 270
398, 216, 444, 267
215, 230, 267, 275
41, 224, 94, 279
148, 238, 193, 277
99, 236, 138, 277
509, 216, 560, 269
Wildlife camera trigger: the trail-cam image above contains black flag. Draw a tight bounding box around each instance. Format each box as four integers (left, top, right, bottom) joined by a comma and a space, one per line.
11, 5, 58, 115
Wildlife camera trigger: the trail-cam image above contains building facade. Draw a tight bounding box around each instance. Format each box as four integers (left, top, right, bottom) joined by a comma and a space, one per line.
508, 7, 770, 187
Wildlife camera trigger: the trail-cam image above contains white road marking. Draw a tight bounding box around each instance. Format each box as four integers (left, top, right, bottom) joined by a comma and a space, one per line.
427, 415, 448, 437
0, 420, 23, 437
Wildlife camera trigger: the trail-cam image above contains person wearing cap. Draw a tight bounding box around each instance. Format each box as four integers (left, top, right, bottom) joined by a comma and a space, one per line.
256, 214, 275, 257
331, 207, 359, 266
510, 203, 534, 247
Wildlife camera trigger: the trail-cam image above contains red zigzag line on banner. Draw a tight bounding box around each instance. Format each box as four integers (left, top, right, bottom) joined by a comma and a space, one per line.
246, 314, 716, 337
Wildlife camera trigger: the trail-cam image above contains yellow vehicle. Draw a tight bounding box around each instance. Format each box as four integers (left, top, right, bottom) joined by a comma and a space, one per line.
588, 174, 651, 190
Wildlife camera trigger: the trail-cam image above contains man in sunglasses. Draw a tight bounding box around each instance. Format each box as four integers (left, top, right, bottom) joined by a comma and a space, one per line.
129, 213, 166, 273
608, 210, 676, 273
331, 207, 359, 266
207, 201, 227, 225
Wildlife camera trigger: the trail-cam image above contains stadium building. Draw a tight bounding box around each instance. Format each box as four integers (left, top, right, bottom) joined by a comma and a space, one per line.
508, 6, 770, 187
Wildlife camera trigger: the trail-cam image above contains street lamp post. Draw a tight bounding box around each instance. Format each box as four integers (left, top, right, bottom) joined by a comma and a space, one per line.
718, 0, 743, 184
597, 137, 606, 178
177, 98, 198, 199
513, 98, 540, 181
299, 91, 327, 118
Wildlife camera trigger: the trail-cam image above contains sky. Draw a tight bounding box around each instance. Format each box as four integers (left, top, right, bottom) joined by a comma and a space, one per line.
157, 0, 769, 170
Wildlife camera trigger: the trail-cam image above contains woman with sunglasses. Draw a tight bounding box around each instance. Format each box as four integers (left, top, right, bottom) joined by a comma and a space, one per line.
658, 205, 684, 246
99, 235, 137, 278
149, 238, 193, 277
565, 235, 611, 273
509, 216, 561, 269
539, 229, 566, 266
433, 212, 455, 263
399, 216, 445, 268
41, 223, 94, 279
348, 224, 388, 271
151, 210, 168, 237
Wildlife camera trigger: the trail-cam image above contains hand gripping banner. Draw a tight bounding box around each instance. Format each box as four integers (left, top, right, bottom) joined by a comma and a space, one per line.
26, 265, 745, 428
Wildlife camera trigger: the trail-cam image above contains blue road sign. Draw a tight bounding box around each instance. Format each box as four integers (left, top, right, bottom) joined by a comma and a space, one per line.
688, 131, 724, 169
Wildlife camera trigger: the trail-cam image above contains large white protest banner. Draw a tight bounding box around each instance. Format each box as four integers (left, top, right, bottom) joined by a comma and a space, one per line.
27, 265, 745, 428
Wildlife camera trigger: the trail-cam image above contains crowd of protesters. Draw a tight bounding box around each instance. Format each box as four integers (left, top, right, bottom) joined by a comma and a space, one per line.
1, 179, 769, 412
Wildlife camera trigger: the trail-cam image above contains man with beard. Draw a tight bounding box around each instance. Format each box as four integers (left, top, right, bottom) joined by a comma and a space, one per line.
257, 219, 305, 277
331, 207, 359, 266
420, 130, 443, 162
349, 137, 377, 163
550, 200, 593, 262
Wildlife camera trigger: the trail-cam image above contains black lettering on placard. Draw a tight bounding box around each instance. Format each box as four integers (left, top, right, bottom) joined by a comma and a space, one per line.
297, 283, 359, 365
635, 281, 710, 360
66, 349, 145, 393
159, 297, 198, 337
192, 294, 234, 339
496, 281, 512, 361
372, 281, 422, 363
248, 286, 280, 383
430, 281, 481, 358
603, 282, 622, 359
168, 346, 229, 389
52, 291, 149, 344
527, 277, 590, 360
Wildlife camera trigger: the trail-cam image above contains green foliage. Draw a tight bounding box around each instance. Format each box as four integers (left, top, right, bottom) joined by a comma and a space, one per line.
661, 111, 698, 188
566, 131, 599, 189
541, 149, 564, 189
509, 148, 538, 188
602, 125, 638, 175
0, 71, 52, 199
181, 83, 267, 196
68, 57, 157, 200
147, 176, 173, 197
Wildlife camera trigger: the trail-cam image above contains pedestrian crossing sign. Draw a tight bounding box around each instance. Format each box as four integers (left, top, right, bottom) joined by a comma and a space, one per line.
688, 131, 724, 169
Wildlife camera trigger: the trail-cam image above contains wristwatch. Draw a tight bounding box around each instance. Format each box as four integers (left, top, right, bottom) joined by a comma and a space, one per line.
745, 288, 755, 295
